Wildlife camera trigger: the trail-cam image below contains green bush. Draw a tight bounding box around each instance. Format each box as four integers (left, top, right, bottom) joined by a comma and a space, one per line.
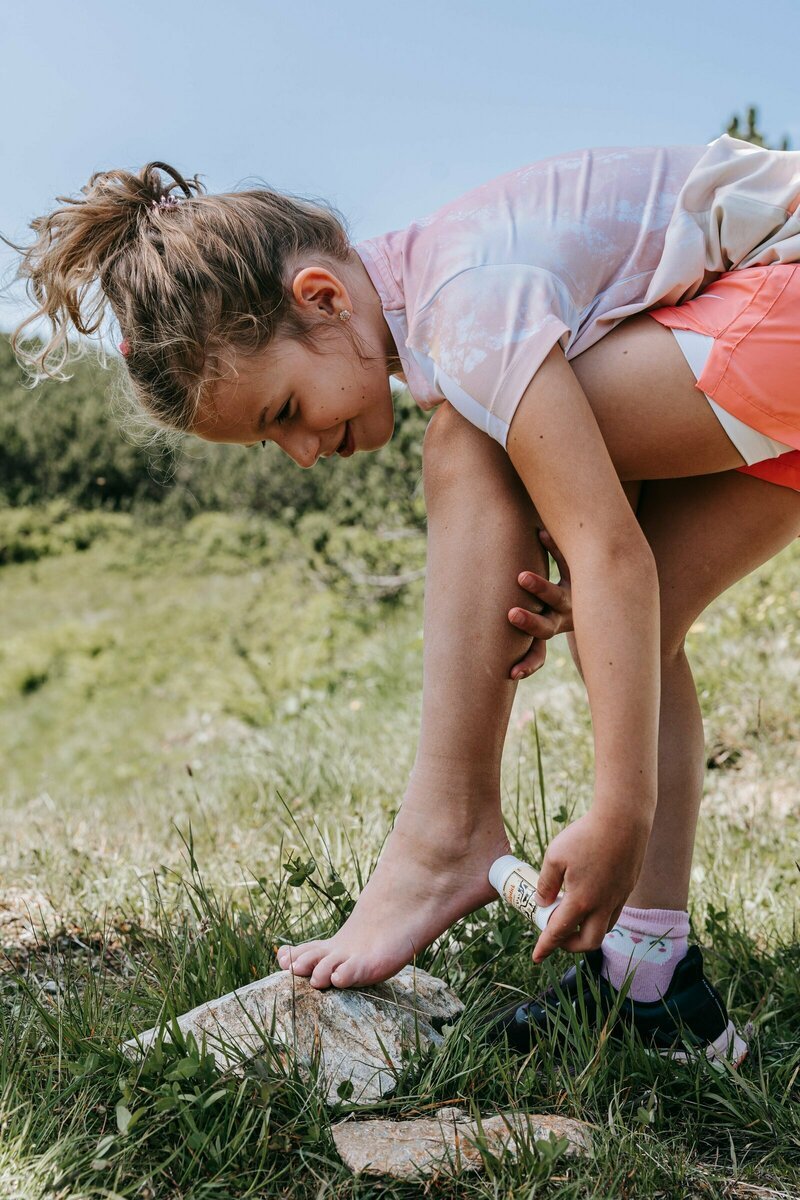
0, 335, 429, 530
0, 500, 133, 565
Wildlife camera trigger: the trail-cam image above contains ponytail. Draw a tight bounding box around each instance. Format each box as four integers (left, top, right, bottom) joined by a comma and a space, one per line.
4, 161, 354, 435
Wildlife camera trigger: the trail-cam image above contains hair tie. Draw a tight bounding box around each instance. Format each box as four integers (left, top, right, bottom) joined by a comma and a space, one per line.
119, 337, 130, 357
150, 194, 182, 212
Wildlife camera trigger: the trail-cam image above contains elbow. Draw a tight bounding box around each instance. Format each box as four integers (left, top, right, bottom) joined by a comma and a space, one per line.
583, 529, 658, 581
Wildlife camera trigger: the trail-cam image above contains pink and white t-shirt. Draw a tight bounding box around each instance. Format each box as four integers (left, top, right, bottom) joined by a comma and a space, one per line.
355, 135, 800, 448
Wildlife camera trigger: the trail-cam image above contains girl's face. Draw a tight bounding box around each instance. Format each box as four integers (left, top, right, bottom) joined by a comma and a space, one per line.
192, 259, 399, 468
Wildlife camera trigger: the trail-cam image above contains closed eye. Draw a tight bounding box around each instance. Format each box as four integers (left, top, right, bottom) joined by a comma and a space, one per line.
261, 399, 291, 449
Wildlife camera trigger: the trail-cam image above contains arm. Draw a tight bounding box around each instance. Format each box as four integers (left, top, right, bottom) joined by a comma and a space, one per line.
505, 344, 661, 955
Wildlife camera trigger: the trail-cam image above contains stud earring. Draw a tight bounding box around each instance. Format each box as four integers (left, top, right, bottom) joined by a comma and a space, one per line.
339, 309, 351, 322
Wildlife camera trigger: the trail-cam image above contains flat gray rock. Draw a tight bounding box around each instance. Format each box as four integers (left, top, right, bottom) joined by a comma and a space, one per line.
122, 965, 463, 1105
331, 1107, 593, 1178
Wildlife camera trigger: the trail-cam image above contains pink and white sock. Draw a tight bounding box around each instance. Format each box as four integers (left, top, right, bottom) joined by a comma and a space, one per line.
600, 905, 690, 1002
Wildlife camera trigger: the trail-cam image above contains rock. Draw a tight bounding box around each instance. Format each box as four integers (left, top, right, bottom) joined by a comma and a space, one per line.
331, 1107, 593, 1178
0, 888, 59, 957
122, 965, 463, 1105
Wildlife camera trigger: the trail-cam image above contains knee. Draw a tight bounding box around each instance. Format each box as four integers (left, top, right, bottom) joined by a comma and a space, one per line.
422, 401, 534, 519
568, 627, 687, 682
660, 630, 688, 664
422, 402, 482, 495
659, 601, 692, 663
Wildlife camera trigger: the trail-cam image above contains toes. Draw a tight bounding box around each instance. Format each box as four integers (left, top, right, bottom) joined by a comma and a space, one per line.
279, 942, 328, 976
310, 952, 348, 990
287, 949, 328, 977
277, 939, 325, 964
330, 954, 382, 989
329, 957, 360, 989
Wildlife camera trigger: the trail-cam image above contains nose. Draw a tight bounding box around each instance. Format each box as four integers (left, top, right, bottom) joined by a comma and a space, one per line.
279, 428, 321, 469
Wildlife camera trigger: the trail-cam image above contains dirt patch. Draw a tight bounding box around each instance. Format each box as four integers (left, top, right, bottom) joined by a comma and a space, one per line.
0, 887, 141, 989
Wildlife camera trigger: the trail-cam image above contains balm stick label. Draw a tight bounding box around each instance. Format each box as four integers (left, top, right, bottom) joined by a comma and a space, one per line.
502, 865, 540, 925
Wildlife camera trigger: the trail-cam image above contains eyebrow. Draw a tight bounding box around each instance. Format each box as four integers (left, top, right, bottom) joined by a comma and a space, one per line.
257, 404, 269, 433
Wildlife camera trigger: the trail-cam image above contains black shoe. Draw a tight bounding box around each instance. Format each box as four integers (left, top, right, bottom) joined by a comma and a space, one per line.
483, 945, 748, 1068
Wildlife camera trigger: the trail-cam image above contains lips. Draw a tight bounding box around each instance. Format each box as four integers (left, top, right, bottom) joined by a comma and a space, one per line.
337, 421, 356, 458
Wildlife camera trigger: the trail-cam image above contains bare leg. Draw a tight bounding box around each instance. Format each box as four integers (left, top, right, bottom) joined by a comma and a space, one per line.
560, 317, 800, 907
278, 315, 799, 986
626, 472, 800, 908
277, 402, 547, 988
564, 473, 799, 909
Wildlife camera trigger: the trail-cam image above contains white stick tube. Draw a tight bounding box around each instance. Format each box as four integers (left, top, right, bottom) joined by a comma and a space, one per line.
488, 854, 563, 932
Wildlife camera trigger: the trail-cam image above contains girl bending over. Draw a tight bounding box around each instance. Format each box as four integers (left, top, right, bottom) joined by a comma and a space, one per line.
9, 136, 800, 1065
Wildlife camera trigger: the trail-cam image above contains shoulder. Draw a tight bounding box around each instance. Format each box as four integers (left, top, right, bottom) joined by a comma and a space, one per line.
408, 264, 577, 352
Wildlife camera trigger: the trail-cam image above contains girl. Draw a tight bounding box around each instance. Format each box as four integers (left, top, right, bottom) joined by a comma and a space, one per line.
9, 137, 800, 1066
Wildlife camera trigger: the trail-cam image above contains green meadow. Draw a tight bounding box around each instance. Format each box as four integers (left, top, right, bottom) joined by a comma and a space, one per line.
0, 500, 798, 1198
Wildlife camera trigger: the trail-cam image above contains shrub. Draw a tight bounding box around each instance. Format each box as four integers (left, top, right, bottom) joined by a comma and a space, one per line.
0, 334, 429, 530
0, 500, 133, 565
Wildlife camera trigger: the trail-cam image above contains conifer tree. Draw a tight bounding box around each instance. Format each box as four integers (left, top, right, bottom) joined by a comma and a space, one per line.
726, 105, 790, 150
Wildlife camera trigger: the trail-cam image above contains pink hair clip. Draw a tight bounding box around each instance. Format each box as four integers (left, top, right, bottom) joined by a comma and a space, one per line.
119, 337, 130, 357
150, 194, 181, 212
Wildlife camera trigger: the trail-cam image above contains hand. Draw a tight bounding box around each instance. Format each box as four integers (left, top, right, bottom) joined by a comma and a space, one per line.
531, 809, 651, 962
509, 529, 573, 681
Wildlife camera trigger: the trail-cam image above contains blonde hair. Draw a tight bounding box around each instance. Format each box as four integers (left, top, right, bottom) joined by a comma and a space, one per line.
5, 161, 359, 436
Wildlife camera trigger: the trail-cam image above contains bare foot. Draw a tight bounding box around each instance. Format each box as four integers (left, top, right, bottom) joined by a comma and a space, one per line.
276, 802, 511, 989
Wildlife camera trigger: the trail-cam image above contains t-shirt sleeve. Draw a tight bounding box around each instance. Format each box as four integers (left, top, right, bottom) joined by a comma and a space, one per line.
406, 264, 578, 448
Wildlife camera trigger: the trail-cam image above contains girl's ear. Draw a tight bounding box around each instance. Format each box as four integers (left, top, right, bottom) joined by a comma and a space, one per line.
291, 265, 351, 317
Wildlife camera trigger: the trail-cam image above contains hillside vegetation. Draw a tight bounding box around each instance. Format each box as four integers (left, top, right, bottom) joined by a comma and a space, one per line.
0, 334, 428, 529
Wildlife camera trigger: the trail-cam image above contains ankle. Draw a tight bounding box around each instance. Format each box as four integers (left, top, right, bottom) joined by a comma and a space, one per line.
627, 886, 690, 910
395, 798, 507, 845
388, 797, 508, 866
600, 905, 689, 1003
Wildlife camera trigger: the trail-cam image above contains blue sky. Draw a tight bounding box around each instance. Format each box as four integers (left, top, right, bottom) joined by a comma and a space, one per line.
2, 0, 798, 330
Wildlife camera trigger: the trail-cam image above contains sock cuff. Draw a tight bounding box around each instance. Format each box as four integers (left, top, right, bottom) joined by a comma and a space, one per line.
618, 905, 690, 939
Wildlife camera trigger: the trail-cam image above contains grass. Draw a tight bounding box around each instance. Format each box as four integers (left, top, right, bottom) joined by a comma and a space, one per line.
0, 511, 798, 1197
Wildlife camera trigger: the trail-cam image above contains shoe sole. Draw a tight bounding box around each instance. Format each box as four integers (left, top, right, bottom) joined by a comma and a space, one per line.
653, 1020, 749, 1070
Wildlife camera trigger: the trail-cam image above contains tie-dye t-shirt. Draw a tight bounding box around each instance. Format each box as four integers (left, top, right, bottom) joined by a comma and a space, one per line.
355, 135, 800, 448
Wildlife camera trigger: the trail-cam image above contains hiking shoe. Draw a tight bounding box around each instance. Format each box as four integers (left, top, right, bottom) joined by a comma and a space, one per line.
483, 945, 748, 1068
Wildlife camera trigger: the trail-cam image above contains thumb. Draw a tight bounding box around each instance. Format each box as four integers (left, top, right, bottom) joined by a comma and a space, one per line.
535, 852, 564, 906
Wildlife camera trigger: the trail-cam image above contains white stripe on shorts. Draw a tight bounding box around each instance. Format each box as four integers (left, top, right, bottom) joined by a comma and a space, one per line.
670, 327, 794, 465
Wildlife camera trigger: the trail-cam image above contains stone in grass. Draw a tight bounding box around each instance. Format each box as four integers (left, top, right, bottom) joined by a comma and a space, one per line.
0, 888, 60, 958
331, 1106, 593, 1179
122, 965, 463, 1105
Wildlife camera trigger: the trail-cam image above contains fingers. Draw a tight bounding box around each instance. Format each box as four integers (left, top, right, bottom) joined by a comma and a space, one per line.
531, 896, 579, 963
532, 906, 611, 962
508, 607, 561, 641
560, 914, 609, 954
515, 571, 570, 614
534, 854, 563, 908
510, 639, 546, 680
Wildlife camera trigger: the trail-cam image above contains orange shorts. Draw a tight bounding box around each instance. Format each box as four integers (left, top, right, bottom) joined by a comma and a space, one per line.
649, 264, 800, 491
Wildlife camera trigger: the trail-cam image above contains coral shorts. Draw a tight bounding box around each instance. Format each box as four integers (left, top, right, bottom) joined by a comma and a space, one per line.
649, 264, 800, 492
